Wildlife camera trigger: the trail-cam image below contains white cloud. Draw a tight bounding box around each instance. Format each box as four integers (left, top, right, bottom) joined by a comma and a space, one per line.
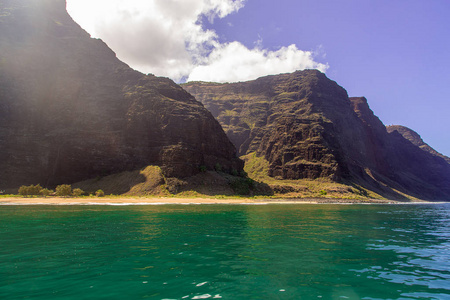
66, 0, 327, 83
188, 43, 329, 82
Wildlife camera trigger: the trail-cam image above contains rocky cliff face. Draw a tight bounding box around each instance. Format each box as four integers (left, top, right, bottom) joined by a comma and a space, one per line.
184, 71, 355, 181
0, 0, 242, 189
349, 97, 450, 199
184, 71, 450, 200
386, 125, 450, 164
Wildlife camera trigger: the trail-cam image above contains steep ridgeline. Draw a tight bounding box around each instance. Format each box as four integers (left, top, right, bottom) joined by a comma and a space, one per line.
0, 0, 242, 189
386, 125, 450, 164
183, 71, 450, 200
349, 97, 450, 199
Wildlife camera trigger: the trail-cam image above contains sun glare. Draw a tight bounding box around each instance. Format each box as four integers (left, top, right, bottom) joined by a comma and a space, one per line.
66, 0, 104, 37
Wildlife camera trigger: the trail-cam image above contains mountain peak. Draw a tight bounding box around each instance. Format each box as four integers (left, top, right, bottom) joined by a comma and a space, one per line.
184, 71, 450, 200
0, 0, 242, 189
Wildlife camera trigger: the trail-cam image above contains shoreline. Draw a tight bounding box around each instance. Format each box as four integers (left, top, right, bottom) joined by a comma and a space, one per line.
0, 196, 442, 205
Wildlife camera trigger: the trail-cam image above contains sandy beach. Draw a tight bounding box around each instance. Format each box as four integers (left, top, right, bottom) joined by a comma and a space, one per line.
0, 196, 419, 205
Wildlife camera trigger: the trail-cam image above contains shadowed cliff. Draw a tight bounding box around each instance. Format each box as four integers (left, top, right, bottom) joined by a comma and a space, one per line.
0, 0, 242, 189
386, 125, 450, 164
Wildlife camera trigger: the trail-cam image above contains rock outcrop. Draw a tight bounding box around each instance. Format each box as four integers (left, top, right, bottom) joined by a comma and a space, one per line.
183, 71, 450, 200
386, 125, 450, 164
0, 0, 242, 189
184, 71, 352, 181
350, 97, 450, 199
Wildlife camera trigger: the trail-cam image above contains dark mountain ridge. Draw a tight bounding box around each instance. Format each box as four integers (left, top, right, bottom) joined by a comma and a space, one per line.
183, 71, 450, 200
386, 125, 450, 164
0, 0, 242, 189
1, 0, 448, 200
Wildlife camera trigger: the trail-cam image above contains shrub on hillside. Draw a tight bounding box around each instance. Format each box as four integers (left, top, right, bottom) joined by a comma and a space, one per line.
55, 184, 72, 197
95, 189, 105, 197
18, 185, 29, 197
18, 184, 43, 197
72, 188, 84, 197
230, 177, 255, 195
40, 188, 52, 197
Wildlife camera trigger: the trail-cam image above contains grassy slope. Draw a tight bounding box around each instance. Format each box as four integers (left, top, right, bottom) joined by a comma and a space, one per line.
70, 158, 386, 200
73, 166, 168, 196
6, 160, 421, 201
6, 157, 420, 201
242, 152, 387, 200
72, 166, 257, 198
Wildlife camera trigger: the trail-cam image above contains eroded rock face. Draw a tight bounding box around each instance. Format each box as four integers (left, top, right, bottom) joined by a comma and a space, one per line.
0, 0, 242, 189
184, 71, 450, 200
184, 71, 369, 181
386, 125, 450, 164
349, 97, 450, 199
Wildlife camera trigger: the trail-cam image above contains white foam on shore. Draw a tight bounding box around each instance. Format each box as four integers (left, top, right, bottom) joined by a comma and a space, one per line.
0, 200, 448, 206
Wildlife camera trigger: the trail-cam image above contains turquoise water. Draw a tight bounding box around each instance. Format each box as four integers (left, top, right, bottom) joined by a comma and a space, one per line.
1, 204, 449, 300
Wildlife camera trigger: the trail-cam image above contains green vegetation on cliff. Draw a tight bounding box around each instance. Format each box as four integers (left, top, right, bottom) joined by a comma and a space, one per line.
184, 71, 450, 201
242, 152, 383, 200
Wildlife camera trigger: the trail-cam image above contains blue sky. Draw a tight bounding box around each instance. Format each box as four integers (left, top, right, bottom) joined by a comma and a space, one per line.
67, 0, 450, 156
206, 0, 450, 156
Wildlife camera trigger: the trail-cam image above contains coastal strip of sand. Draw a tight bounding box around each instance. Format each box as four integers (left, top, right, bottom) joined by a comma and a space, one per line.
0, 197, 425, 205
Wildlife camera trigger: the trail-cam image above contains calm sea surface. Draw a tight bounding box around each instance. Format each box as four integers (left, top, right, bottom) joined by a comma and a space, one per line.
0, 204, 449, 299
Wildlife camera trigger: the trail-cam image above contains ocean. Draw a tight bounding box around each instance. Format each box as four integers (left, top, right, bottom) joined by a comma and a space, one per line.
1, 204, 449, 299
